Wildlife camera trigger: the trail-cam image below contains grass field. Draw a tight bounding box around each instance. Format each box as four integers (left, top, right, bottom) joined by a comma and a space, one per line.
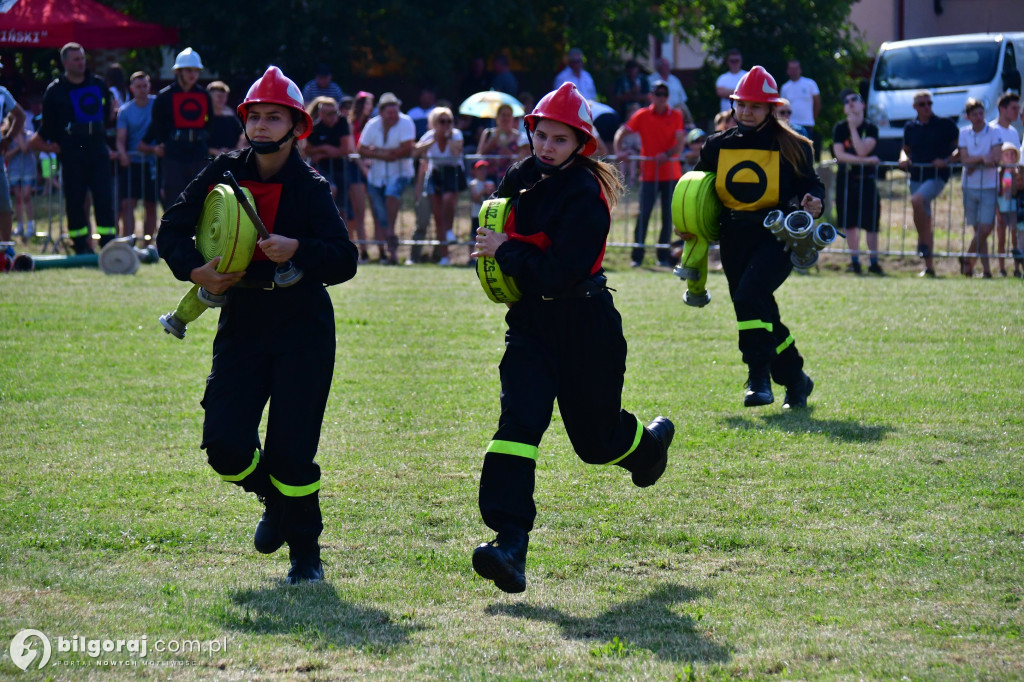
1, 255, 1022, 680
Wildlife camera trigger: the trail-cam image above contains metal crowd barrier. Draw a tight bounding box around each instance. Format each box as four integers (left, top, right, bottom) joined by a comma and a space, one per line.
25, 154, 1022, 267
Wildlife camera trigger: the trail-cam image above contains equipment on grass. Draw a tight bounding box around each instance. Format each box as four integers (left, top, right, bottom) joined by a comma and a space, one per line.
159, 184, 258, 339
11, 253, 98, 271
670, 171, 721, 307
98, 238, 140, 275
222, 171, 303, 287
762, 209, 839, 269
476, 198, 521, 304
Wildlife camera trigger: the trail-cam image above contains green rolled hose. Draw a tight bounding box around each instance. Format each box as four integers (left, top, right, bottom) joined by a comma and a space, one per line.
159, 184, 258, 339
670, 171, 722, 307
476, 197, 522, 304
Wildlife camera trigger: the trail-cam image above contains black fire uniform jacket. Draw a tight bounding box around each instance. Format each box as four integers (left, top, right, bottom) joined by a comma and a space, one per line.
696, 121, 825, 383
39, 72, 115, 250
158, 146, 357, 526
478, 157, 665, 537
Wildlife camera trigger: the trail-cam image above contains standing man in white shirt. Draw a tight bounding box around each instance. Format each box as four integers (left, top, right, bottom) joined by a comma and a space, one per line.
654, 57, 693, 128
553, 48, 597, 101
357, 92, 415, 265
715, 49, 747, 113
780, 60, 821, 159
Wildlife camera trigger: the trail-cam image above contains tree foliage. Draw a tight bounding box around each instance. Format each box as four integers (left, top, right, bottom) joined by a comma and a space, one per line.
117, 0, 681, 99
680, 0, 871, 133
112, 0, 867, 135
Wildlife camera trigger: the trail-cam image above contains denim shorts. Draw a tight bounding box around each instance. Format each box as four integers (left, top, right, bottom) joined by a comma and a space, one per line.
367, 176, 412, 225
962, 186, 997, 226
908, 178, 946, 216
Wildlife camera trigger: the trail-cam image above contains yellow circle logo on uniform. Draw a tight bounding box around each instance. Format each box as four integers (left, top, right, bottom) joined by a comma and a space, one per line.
716, 149, 780, 211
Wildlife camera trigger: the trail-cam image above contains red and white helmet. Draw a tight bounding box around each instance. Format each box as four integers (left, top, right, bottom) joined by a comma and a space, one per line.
237, 66, 313, 140
729, 65, 783, 105
524, 82, 598, 156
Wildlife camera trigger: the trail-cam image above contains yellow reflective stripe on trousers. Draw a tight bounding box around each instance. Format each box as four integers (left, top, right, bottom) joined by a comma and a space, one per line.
270, 475, 321, 497
95, 226, 116, 236
737, 319, 773, 332
486, 439, 538, 461
776, 334, 795, 354
68, 226, 90, 238
219, 448, 260, 482
603, 418, 645, 466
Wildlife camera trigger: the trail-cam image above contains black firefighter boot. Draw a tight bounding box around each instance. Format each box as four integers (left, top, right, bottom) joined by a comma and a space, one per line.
744, 364, 774, 407
284, 492, 324, 585
473, 529, 528, 594
782, 372, 814, 409
253, 488, 286, 554
619, 417, 675, 488
239, 465, 285, 555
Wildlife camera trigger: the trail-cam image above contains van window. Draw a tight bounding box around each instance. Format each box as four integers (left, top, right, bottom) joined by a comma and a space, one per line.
873, 41, 1000, 90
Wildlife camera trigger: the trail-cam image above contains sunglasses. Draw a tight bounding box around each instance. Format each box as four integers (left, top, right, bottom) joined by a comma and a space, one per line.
728, 58, 741, 64
653, 90, 669, 98
844, 95, 861, 104
777, 109, 792, 116
437, 118, 452, 124
915, 101, 933, 107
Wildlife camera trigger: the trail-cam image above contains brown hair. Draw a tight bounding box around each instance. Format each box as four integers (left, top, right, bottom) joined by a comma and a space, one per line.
770, 116, 815, 177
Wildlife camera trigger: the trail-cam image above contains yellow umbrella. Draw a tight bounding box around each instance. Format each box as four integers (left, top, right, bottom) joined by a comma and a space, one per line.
458, 91, 525, 118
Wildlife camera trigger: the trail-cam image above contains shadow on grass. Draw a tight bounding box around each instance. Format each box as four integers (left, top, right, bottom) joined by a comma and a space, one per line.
485, 582, 730, 663
219, 582, 419, 653
723, 410, 891, 442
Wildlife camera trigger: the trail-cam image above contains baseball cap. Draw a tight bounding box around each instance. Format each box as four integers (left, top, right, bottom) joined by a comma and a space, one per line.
315, 63, 331, 76
473, 160, 489, 169
378, 92, 401, 107
650, 79, 669, 91
686, 128, 707, 144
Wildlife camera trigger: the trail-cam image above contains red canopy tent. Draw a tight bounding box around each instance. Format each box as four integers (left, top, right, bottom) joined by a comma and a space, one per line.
0, 0, 178, 49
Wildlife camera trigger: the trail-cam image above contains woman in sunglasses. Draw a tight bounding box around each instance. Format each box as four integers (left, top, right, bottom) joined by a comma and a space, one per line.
832, 88, 883, 275
413, 107, 465, 265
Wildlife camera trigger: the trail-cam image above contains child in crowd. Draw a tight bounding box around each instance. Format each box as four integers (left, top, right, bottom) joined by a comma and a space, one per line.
997, 142, 1021, 277
5, 118, 36, 240
468, 159, 495, 263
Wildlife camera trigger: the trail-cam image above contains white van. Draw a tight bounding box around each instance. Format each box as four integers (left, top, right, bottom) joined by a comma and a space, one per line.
866, 33, 1024, 162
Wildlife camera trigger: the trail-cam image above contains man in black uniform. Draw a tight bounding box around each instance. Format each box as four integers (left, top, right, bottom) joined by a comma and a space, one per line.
34, 42, 115, 254
142, 47, 213, 208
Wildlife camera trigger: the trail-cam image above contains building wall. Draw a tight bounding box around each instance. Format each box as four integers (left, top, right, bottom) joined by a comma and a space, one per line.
851, 0, 1024, 52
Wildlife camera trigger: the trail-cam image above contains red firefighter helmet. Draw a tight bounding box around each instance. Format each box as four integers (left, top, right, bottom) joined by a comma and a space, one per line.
524, 82, 598, 156
237, 66, 313, 140
729, 65, 783, 105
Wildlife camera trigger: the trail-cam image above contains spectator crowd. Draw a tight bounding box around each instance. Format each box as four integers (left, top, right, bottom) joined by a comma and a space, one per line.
2, 43, 1023, 276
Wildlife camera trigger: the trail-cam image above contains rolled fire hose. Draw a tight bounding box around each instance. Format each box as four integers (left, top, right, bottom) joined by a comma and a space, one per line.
476, 197, 522, 304
159, 184, 258, 339
763, 209, 839, 270
98, 238, 140, 275
670, 171, 721, 307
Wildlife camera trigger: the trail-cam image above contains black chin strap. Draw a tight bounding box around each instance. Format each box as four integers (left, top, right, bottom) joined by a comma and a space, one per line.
244, 128, 295, 155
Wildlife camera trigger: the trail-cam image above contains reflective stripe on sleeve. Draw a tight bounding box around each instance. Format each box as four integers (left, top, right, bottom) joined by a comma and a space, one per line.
269, 475, 321, 497
737, 319, 773, 332
485, 439, 539, 461
603, 418, 645, 466
218, 448, 260, 482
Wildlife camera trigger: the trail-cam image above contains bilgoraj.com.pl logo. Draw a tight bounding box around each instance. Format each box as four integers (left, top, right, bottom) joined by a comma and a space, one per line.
9, 628, 228, 671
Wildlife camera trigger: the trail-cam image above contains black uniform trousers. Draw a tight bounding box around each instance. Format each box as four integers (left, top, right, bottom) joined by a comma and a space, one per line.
719, 220, 804, 386
199, 285, 336, 540
479, 291, 662, 536
60, 138, 116, 253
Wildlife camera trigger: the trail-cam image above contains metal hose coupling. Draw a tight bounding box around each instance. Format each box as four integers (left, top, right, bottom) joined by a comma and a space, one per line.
762, 209, 839, 269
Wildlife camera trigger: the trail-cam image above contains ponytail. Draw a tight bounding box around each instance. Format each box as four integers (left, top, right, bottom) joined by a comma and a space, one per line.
577, 155, 625, 209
